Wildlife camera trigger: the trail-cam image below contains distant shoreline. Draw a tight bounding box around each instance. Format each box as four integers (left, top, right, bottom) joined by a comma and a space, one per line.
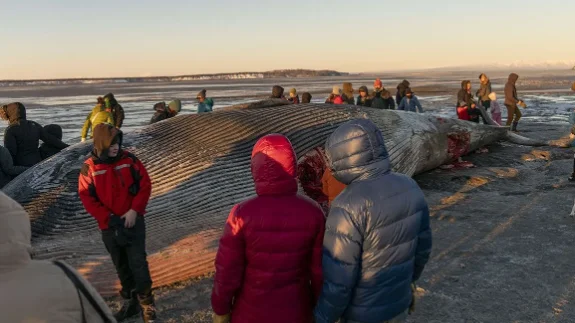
2, 67, 573, 86
0, 69, 349, 86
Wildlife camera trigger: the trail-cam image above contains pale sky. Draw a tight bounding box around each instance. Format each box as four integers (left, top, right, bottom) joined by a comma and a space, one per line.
1, 0, 574, 80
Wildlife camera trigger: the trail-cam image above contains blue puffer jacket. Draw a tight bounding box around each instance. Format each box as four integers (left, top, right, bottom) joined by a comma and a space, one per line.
314, 119, 432, 323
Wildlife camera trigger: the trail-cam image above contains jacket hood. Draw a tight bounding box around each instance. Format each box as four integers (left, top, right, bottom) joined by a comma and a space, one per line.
325, 119, 390, 185
1, 102, 27, 124
508, 73, 519, 84
271, 86, 285, 98
92, 123, 123, 162
251, 134, 298, 196
301, 92, 312, 103
103, 93, 118, 106
43, 124, 63, 140
0, 192, 31, 272
461, 80, 471, 90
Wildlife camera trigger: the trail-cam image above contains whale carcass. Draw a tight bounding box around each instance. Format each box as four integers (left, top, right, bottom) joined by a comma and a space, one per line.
2, 100, 547, 296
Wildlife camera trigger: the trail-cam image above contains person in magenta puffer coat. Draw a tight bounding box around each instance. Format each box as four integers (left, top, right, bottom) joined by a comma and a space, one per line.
211, 134, 326, 323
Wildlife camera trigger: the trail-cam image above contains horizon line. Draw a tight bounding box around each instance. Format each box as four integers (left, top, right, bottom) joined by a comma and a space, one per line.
1, 66, 573, 83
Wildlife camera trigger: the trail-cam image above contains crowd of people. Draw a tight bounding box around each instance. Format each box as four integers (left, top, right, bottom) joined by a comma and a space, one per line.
0, 102, 69, 188
455, 73, 526, 131
2, 74, 574, 323
1, 116, 431, 323
271, 78, 426, 113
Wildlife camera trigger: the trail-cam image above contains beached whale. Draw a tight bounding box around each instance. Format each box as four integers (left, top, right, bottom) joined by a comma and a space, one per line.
2, 100, 552, 296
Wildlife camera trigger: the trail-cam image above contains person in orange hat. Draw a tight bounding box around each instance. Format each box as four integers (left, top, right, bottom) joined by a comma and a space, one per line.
371, 78, 395, 110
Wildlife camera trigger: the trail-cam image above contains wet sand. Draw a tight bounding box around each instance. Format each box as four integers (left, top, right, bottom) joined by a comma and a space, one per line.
108, 121, 575, 323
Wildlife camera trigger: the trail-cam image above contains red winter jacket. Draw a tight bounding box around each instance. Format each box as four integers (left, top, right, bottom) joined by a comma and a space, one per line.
78, 151, 152, 230
211, 134, 325, 323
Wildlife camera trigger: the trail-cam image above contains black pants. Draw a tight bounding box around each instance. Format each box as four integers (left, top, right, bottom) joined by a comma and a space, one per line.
102, 216, 152, 298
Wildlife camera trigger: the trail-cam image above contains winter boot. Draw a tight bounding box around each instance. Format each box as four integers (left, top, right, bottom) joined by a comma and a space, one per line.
511, 122, 519, 132
114, 290, 141, 322
138, 293, 157, 323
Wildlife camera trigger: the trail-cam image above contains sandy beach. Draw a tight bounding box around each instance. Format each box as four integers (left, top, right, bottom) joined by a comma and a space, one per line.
102, 119, 575, 323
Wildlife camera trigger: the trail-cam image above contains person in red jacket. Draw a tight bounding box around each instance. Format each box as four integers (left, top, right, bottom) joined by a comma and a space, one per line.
211, 134, 326, 323
78, 123, 156, 323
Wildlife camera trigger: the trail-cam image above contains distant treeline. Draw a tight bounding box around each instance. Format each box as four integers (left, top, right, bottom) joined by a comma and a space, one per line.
0, 69, 349, 87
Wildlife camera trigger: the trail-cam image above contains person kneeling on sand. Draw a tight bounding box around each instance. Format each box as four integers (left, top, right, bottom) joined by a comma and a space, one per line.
314, 119, 432, 323
211, 134, 325, 323
78, 123, 156, 323
0, 191, 116, 323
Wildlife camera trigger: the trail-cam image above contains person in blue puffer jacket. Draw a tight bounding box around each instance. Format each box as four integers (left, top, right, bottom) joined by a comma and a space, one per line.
314, 118, 432, 323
